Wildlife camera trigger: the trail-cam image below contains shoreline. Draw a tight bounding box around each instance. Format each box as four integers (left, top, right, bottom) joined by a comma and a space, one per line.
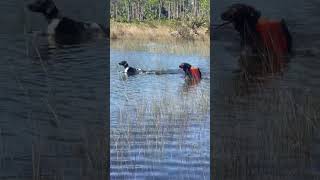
110, 21, 209, 41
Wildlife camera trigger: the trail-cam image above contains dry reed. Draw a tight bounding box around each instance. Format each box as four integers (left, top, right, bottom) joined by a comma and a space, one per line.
110, 21, 209, 41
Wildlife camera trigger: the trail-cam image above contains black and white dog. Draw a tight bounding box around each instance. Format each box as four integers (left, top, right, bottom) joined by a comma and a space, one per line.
118, 61, 144, 76
28, 0, 109, 43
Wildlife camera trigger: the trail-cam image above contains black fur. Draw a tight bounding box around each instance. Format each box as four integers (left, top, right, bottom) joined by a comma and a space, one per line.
118, 61, 143, 76
28, 0, 108, 43
221, 3, 292, 75
221, 4, 262, 52
179, 63, 202, 80
281, 19, 292, 53
221, 3, 292, 53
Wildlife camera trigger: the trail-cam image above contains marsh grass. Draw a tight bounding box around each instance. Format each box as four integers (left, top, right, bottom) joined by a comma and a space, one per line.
111, 35, 210, 178
266, 90, 319, 155
239, 29, 291, 79
214, 26, 320, 177
217, 76, 320, 179
111, 38, 209, 57
11, 26, 107, 180
110, 21, 209, 41
111, 85, 210, 178
2, 3, 109, 180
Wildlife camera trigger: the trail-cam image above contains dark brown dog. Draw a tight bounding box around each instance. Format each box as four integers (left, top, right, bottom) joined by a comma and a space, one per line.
179, 63, 202, 81
221, 4, 292, 75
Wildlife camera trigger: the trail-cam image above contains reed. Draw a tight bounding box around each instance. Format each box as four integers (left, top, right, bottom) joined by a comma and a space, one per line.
111, 85, 210, 178
217, 80, 320, 179
110, 21, 209, 41
111, 38, 209, 57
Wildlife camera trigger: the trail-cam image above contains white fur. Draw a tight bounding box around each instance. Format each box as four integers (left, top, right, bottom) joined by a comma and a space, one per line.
47, 19, 60, 35
124, 67, 129, 73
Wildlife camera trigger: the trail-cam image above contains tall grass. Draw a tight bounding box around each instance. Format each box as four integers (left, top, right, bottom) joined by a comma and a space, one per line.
213, 25, 320, 177
111, 38, 209, 57
111, 85, 210, 178
238, 26, 290, 78
215, 77, 320, 179
110, 21, 209, 41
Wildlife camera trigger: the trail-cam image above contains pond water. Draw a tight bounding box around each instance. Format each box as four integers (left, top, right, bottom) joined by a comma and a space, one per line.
0, 0, 107, 179
110, 40, 210, 179
212, 0, 320, 179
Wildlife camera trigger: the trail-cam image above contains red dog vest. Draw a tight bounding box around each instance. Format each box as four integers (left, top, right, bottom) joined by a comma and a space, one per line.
256, 19, 289, 67
256, 19, 289, 55
190, 67, 201, 81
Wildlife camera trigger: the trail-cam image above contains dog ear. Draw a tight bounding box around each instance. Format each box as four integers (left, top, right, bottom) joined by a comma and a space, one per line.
44, 0, 58, 16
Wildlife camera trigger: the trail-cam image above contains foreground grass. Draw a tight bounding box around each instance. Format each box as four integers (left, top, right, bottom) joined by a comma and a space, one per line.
214, 75, 320, 179
111, 85, 210, 179
110, 20, 209, 41
112, 86, 210, 150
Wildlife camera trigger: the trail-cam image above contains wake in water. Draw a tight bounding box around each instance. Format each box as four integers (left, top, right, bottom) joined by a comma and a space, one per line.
118, 60, 182, 76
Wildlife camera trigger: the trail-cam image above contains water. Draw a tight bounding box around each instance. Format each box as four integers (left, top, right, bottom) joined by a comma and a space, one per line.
110, 40, 210, 179
0, 1, 108, 179
212, 1, 320, 179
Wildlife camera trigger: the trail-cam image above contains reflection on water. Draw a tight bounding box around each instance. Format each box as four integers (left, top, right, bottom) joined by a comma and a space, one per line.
111, 40, 210, 179
213, 1, 320, 179
0, 0, 107, 179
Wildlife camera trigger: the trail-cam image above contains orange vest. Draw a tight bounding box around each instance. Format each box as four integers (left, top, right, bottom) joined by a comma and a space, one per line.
256, 19, 289, 66
256, 19, 289, 70
190, 67, 201, 81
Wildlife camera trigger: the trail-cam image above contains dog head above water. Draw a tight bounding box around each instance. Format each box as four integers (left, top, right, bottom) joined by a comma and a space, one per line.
28, 0, 59, 20
221, 4, 292, 76
118, 61, 129, 68
221, 4, 261, 34
179, 63, 202, 81
179, 63, 192, 72
27, 0, 109, 44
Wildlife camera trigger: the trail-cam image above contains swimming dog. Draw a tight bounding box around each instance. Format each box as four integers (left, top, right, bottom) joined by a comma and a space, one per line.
118, 61, 144, 76
220, 4, 292, 75
28, 0, 109, 43
179, 63, 202, 81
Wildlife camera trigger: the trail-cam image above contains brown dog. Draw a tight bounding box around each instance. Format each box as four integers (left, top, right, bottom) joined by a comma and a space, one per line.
179, 63, 202, 81
221, 4, 292, 75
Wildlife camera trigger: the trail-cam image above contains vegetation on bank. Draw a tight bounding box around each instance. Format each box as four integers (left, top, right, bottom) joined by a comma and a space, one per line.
110, 0, 209, 22
110, 0, 210, 40
111, 19, 209, 41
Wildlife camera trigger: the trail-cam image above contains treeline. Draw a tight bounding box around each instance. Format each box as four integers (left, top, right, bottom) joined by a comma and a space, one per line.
110, 0, 209, 22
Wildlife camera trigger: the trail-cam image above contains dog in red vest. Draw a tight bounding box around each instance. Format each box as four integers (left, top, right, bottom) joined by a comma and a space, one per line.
179, 63, 202, 83
221, 4, 292, 75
